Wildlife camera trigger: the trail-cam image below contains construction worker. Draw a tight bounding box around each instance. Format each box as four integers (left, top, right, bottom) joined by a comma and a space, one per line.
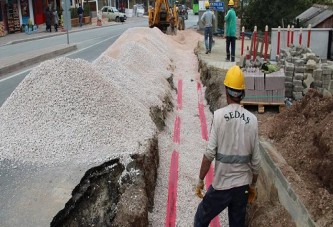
201, 1, 216, 54
194, 65, 261, 227
225, 0, 237, 62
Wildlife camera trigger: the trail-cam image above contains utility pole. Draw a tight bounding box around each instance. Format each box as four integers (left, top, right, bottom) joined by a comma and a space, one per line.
240, 0, 243, 27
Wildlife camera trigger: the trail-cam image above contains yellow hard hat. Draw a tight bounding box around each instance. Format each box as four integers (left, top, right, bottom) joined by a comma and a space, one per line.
228, 0, 234, 6
224, 65, 245, 90
205, 1, 210, 8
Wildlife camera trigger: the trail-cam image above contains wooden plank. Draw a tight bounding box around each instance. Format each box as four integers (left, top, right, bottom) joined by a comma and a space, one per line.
241, 101, 285, 113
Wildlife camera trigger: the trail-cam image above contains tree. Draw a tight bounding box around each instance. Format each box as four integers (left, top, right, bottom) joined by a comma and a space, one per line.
242, 0, 313, 32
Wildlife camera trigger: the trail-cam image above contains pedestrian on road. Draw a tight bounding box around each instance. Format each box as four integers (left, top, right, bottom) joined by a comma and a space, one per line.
45, 7, 52, 32
194, 65, 261, 227
225, 0, 237, 62
53, 10, 59, 32
77, 3, 84, 27
201, 1, 215, 54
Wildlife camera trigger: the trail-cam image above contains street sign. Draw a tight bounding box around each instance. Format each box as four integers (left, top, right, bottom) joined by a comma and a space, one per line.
210, 2, 224, 12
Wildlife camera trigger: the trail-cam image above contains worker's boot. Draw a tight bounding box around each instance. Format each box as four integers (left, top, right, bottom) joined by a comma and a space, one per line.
226, 53, 230, 62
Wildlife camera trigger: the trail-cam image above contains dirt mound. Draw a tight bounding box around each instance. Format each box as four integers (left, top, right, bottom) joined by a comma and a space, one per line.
267, 88, 333, 226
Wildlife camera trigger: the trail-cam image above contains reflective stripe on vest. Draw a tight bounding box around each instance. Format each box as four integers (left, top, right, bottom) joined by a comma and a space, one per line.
216, 153, 250, 164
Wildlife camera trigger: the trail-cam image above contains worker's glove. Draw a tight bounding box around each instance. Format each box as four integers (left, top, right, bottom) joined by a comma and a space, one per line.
195, 178, 205, 199
248, 185, 257, 204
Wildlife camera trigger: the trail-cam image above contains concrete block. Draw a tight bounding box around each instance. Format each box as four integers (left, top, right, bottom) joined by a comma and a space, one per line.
285, 82, 293, 88
303, 73, 311, 80
285, 76, 293, 82
294, 59, 304, 66
254, 73, 265, 90
295, 66, 305, 73
285, 62, 295, 72
244, 71, 255, 90
272, 89, 285, 102
294, 73, 304, 80
293, 86, 304, 92
322, 74, 331, 81
266, 90, 273, 103
312, 80, 323, 88
292, 80, 303, 87
285, 90, 293, 98
306, 59, 317, 70
265, 70, 285, 90
322, 69, 332, 75
285, 71, 294, 77
244, 89, 255, 102
293, 91, 303, 100
303, 73, 314, 89
313, 69, 323, 80
323, 83, 329, 89
305, 53, 319, 63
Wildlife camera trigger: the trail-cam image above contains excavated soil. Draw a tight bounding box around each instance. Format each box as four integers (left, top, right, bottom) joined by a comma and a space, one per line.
260, 89, 333, 226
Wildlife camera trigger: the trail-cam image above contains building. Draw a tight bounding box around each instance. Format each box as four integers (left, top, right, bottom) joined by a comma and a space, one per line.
0, 0, 96, 36
296, 4, 333, 28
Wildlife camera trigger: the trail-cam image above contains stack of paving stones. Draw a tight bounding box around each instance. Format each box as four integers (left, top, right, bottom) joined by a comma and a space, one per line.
278, 45, 333, 100
243, 68, 285, 103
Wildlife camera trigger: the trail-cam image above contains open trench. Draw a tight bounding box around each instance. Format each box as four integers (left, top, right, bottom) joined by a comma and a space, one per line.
196, 47, 316, 227
50, 43, 315, 227
50, 80, 174, 227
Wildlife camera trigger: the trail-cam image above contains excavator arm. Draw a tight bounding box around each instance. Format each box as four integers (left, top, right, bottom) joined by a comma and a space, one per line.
149, 0, 178, 32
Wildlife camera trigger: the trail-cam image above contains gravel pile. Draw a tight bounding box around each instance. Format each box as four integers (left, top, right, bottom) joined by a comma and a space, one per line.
0, 57, 157, 166
103, 27, 173, 80
94, 55, 171, 109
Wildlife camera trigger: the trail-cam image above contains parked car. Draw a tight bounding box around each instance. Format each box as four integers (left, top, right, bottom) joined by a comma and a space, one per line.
100, 6, 126, 22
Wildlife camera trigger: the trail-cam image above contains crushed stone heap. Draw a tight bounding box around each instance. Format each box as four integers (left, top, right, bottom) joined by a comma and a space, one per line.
0, 57, 157, 166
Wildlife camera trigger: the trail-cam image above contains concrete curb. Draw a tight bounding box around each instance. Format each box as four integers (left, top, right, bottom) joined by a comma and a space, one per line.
0, 44, 77, 77
259, 140, 317, 227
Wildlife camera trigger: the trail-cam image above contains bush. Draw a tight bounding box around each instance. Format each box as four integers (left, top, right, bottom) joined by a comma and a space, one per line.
83, 4, 91, 17
71, 8, 78, 18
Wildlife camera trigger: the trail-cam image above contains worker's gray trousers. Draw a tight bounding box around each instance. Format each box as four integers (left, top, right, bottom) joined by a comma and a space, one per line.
204, 27, 213, 51
194, 184, 248, 227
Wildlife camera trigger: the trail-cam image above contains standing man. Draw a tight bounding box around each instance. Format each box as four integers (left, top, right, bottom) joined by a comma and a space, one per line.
201, 1, 215, 54
194, 65, 261, 227
225, 0, 237, 62
77, 3, 84, 27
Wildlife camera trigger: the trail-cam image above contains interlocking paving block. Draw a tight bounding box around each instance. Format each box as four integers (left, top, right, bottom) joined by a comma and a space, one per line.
265, 70, 285, 90
254, 72, 265, 91
285, 62, 295, 72
295, 66, 305, 73
292, 91, 303, 100
294, 73, 304, 81
293, 86, 304, 92
292, 79, 302, 86
244, 71, 255, 90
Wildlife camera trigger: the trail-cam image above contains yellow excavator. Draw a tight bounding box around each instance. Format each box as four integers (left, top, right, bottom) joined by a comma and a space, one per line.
148, 0, 179, 32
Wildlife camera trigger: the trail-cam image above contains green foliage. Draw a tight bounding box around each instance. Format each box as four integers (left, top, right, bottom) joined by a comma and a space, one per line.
242, 0, 314, 32
71, 7, 78, 18
83, 3, 91, 17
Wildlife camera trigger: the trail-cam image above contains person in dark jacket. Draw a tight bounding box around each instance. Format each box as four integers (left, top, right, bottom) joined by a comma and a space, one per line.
45, 7, 52, 32
53, 10, 59, 32
77, 3, 84, 27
